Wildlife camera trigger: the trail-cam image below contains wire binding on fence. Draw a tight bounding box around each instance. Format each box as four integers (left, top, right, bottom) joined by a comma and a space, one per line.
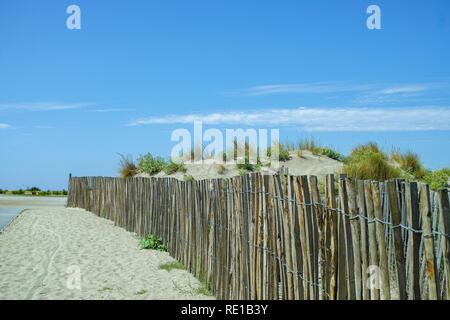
209, 188, 450, 240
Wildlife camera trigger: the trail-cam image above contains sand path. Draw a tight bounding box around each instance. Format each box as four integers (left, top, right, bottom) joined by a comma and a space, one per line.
0, 208, 215, 300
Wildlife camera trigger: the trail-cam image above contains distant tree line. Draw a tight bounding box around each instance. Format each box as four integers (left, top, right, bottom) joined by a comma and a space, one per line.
0, 187, 68, 196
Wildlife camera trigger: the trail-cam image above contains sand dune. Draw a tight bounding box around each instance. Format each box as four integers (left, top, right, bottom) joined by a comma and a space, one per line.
0, 208, 215, 300
135, 150, 343, 181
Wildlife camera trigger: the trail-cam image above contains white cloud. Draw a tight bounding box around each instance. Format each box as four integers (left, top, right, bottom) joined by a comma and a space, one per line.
128, 106, 450, 131
354, 85, 429, 105
0, 123, 10, 129
379, 86, 426, 94
227, 82, 375, 96
226, 81, 450, 107
0, 102, 94, 111
92, 108, 135, 113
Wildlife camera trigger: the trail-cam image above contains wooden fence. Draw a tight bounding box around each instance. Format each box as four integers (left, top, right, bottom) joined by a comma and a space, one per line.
67, 173, 450, 300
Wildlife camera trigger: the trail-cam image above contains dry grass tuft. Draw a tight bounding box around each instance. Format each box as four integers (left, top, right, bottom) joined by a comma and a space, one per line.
117, 153, 137, 178
217, 164, 225, 174
343, 142, 401, 181
390, 148, 423, 176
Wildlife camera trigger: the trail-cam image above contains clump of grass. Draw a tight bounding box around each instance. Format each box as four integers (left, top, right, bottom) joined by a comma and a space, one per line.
164, 159, 187, 175
136, 290, 147, 295
297, 150, 303, 158
100, 287, 113, 291
298, 137, 322, 155
278, 144, 291, 161
138, 234, 168, 251
117, 153, 137, 178
266, 143, 291, 161
227, 139, 261, 172
390, 149, 423, 176
343, 142, 402, 181
356, 142, 388, 159
183, 175, 194, 181
238, 168, 249, 176
236, 162, 254, 171
137, 153, 166, 175
296, 137, 343, 161
319, 147, 343, 161
159, 261, 185, 272
423, 168, 449, 191
195, 274, 213, 296
217, 164, 225, 174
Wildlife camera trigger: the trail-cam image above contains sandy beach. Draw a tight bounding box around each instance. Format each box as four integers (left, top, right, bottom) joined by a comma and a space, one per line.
0, 207, 215, 300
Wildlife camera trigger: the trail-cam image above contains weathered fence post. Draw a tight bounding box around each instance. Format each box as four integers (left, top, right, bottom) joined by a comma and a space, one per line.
345, 177, 362, 300
364, 180, 380, 300
325, 174, 338, 300
405, 182, 421, 300
371, 181, 391, 300
387, 180, 407, 300
357, 180, 370, 300
419, 183, 440, 300
437, 188, 450, 300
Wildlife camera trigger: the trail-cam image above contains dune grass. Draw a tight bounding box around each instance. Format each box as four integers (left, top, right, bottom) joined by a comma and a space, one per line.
343, 142, 402, 181
390, 148, 424, 177
164, 159, 187, 175
279, 137, 343, 161
121, 139, 448, 190
117, 153, 137, 178
297, 137, 322, 155
159, 261, 185, 272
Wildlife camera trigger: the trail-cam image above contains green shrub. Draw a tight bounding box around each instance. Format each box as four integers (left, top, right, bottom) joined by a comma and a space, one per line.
238, 168, 249, 176
0, 189, 3, 194
279, 144, 290, 161
138, 234, 168, 251
62, 190, 68, 196
319, 147, 343, 161
423, 169, 449, 191
343, 142, 401, 181
137, 153, 166, 175
236, 162, 254, 171
163, 159, 186, 175
183, 175, 194, 181
266, 144, 291, 161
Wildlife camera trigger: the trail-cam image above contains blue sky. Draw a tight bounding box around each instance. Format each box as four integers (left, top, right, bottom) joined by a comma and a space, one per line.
1, 0, 449, 190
